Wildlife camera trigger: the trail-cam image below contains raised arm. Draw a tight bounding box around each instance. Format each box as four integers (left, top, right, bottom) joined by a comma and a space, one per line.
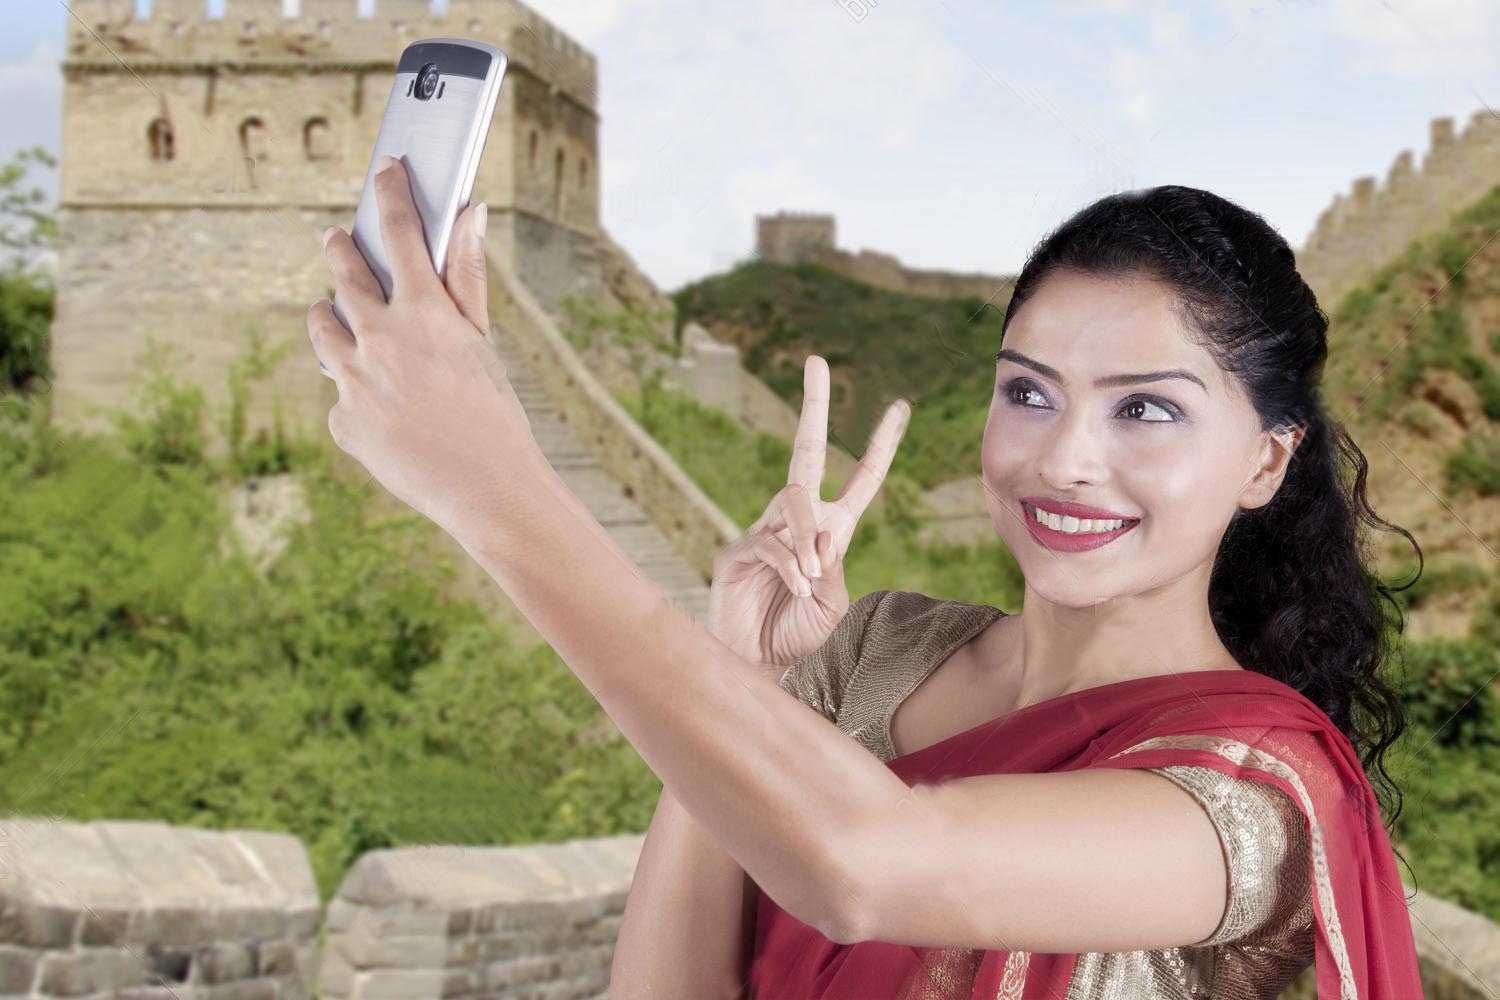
833, 766, 1237, 951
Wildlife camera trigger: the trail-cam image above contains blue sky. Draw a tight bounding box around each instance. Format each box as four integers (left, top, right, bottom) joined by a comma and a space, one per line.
3, 0, 1498, 293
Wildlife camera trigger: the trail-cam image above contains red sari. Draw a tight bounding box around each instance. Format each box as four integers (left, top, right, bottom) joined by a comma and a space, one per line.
749, 667, 1423, 999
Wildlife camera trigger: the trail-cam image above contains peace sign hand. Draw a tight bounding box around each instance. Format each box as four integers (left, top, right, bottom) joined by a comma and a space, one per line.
707, 354, 912, 669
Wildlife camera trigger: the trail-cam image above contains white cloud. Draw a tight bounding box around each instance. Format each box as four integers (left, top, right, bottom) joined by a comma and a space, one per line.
0, 38, 59, 99
1147, 6, 1191, 48
527, 0, 671, 46
759, 0, 964, 153
1328, 0, 1500, 78
0, 38, 62, 203
1108, 45, 1155, 126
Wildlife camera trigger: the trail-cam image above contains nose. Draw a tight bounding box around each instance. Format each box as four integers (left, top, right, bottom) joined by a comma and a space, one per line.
1033, 405, 1110, 490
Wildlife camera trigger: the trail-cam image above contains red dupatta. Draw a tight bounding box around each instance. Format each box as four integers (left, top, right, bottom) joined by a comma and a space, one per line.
749, 667, 1423, 999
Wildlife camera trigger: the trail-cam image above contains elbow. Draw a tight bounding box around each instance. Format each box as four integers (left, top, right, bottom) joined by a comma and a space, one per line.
811, 830, 876, 946
822, 783, 943, 946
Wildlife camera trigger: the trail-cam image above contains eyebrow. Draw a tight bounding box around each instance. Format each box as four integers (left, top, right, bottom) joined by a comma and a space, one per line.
994, 348, 1208, 393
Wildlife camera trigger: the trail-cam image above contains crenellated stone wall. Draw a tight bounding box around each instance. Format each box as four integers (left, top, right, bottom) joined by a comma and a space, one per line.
754, 210, 1016, 304
317, 836, 640, 999
1296, 109, 1500, 313
3, 817, 1498, 998
0, 817, 320, 999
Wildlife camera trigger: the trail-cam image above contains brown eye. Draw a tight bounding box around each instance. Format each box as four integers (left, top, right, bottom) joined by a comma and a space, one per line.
1002, 378, 1048, 408
1119, 397, 1178, 423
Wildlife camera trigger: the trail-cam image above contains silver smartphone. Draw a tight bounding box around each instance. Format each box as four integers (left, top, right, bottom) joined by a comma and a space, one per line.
322, 38, 508, 378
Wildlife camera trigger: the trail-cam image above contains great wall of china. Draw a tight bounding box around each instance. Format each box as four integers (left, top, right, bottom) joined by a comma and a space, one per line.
8, 0, 1500, 995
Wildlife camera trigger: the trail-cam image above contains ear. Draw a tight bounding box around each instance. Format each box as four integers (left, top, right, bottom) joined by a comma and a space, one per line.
1237, 424, 1306, 512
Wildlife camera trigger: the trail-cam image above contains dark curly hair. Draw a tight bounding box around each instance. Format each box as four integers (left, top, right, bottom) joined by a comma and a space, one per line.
996, 184, 1422, 891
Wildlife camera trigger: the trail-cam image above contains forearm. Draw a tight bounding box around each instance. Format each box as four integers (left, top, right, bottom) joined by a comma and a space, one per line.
611, 784, 756, 999
444, 450, 903, 939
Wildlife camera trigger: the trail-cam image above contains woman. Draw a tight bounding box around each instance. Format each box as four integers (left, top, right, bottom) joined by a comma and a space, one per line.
309, 167, 1424, 998
618, 186, 1424, 998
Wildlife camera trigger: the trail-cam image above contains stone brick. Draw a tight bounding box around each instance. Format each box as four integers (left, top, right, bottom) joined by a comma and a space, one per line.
78, 905, 132, 946
481, 953, 559, 991
199, 978, 281, 1000
254, 940, 295, 977
37, 947, 150, 996
230, 832, 319, 901
347, 968, 445, 1000
324, 898, 357, 932
0, 944, 39, 993
215, 904, 286, 941
445, 907, 474, 936
440, 965, 478, 998
117, 986, 204, 1000
316, 948, 354, 997
126, 905, 218, 948
144, 942, 193, 984
348, 904, 449, 939
285, 903, 320, 939
197, 941, 257, 984
372, 934, 447, 968
0, 896, 79, 948
96, 822, 224, 910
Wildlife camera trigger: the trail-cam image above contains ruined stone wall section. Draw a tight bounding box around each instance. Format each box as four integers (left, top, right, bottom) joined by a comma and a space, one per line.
754, 211, 1013, 303
1298, 110, 1500, 312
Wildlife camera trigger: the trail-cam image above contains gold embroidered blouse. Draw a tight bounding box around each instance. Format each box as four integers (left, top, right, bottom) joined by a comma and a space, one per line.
776, 589, 1317, 999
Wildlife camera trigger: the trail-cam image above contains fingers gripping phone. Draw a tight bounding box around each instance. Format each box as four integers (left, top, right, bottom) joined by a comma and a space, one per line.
321, 38, 508, 378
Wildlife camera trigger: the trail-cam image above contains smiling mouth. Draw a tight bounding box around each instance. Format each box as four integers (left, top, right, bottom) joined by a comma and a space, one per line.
1022, 502, 1141, 534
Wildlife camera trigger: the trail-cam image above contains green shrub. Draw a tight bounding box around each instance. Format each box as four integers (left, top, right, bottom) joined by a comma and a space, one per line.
1446, 433, 1500, 496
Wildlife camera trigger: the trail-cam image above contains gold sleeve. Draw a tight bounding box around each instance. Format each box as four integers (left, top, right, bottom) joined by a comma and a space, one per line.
1145, 764, 1313, 947
777, 589, 889, 723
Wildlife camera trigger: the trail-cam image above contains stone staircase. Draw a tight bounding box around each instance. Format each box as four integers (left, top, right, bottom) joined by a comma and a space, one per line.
489, 327, 714, 622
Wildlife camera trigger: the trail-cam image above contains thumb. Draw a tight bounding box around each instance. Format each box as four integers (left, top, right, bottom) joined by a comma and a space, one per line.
812, 530, 842, 586
446, 201, 490, 337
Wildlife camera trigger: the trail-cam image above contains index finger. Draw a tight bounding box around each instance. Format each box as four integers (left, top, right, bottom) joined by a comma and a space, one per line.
373, 156, 443, 302
789, 354, 830, 492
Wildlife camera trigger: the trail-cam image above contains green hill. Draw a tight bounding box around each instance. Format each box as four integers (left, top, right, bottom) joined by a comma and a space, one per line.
673, 258, 1008, 490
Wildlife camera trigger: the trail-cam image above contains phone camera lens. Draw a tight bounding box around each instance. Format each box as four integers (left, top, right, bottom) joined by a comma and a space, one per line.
416, 63, 440, 100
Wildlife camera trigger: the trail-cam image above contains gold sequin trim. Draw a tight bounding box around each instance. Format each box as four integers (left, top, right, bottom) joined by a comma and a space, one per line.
1106, 734, 1356, 1000
996, 949, 1030, 1000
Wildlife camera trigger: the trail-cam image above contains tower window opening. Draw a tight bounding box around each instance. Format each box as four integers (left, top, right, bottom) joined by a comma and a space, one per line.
148, 117, 175, 161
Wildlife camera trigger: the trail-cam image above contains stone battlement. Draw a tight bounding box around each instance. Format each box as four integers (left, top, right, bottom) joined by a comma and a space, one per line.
1297, 109, 1500, 311
63, 0, 597, 111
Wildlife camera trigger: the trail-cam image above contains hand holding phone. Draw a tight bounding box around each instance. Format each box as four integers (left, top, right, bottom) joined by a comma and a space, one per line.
321, 37, 507, 378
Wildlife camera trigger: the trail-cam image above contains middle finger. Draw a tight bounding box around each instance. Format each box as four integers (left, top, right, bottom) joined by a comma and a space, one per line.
374, 156, 444, 303
835, 398, 912, 530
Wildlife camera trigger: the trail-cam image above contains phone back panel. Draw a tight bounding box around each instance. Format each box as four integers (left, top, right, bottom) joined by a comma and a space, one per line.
343, 39, 506, 308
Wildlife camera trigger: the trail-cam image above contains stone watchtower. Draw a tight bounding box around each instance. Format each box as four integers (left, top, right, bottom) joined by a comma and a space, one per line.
50, 0, 619, 439
754, 211, 835, 264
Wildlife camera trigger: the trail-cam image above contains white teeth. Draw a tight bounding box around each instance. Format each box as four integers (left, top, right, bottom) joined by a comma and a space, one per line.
1025, 503, 1132, 534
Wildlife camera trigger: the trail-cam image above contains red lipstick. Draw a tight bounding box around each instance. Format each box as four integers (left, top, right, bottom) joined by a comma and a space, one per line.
1020, 496, 1139, 521
1020, 497, 1140, 553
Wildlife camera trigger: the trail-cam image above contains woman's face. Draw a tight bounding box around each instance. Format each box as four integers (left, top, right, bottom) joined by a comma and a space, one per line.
980, 267, 1279, 609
